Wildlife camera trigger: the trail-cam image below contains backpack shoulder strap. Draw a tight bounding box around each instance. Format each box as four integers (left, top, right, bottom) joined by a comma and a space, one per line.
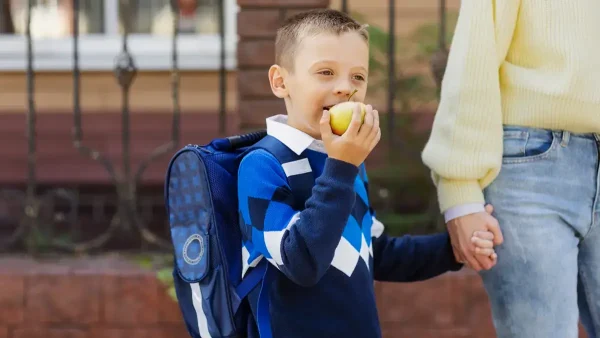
248, 135, 315, 210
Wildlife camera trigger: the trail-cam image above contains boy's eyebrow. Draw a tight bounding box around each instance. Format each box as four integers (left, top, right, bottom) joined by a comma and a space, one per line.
310, 60, 337, 67
355, 66, 368, 74
310, 60, 368, 73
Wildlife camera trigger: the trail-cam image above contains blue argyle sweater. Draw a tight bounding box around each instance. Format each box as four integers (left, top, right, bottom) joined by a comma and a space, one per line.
237, 134, 462, 338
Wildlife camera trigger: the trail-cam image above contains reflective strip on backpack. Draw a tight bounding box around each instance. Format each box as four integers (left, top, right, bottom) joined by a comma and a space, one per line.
190, 283, 212, 338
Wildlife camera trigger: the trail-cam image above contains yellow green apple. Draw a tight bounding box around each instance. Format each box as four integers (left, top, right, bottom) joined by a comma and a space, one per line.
329, 101, 367, 136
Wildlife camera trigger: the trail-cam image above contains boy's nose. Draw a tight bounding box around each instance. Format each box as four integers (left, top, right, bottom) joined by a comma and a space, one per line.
334, 83, 353, 97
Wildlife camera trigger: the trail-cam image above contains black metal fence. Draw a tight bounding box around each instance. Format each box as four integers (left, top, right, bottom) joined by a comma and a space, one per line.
341, 0, 448, 148
0, 0, 449, 254
338, 0, 450, 235
0, 0, 229, 254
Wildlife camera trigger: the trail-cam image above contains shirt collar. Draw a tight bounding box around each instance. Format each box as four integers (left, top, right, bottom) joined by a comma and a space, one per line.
265, 115, 326, 155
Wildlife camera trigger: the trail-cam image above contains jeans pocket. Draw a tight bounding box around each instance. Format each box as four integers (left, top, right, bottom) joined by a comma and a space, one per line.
502, 127, 557, 164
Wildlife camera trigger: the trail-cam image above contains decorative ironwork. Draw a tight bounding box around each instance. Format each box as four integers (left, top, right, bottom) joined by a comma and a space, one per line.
341, 0, 349, 14
0, 0, 6, 33
430, 0, 449, 91
387, 0, 396, 148
218, 0, 227, 134
0, 0, 190, 253
439, 0, 447, 51
113, 52, 138, 89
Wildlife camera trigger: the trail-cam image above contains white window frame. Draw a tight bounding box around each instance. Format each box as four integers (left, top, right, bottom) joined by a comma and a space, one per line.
0, 0, 238, 71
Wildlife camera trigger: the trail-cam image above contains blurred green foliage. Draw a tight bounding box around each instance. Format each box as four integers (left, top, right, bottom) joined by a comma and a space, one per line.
133, 253, 178, 302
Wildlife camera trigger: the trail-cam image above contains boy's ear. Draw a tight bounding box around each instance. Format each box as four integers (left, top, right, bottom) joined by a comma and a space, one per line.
268, 64, 288, 99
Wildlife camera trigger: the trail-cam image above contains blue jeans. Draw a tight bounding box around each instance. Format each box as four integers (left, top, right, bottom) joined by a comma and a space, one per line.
480, 125, 600, 338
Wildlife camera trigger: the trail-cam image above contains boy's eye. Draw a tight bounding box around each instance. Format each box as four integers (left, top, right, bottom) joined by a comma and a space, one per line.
319, 70, 333, 76
353, 75, 366, 81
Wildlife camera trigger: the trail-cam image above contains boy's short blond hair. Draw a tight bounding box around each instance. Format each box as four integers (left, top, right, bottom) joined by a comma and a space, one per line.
275, 9, 369, 71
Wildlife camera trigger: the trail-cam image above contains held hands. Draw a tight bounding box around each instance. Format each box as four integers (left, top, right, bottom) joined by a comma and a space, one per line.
450, 204, 504, 271
320, 104, 381, 167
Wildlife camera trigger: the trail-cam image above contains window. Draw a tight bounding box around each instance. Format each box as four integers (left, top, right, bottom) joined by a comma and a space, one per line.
121, 0, 219, 36
0, 0, 237, 71
8, 0, 104, 36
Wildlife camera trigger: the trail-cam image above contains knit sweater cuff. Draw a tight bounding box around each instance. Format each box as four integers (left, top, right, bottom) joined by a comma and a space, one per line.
437, 178, 485, 213
442, 231, 465, 271
323, 158, 359, 184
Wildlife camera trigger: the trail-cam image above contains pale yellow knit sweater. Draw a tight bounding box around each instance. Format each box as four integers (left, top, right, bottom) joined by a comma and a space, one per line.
422, 0, 600, 213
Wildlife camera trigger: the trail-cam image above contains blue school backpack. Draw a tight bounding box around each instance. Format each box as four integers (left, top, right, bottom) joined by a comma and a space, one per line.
164, 131, 311, 338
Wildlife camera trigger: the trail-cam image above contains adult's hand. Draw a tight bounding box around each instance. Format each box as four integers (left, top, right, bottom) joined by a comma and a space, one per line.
448, 204, 503, 271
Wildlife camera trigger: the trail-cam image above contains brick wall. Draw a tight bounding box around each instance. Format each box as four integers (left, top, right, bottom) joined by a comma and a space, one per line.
236, 0, 329, 129
0, 256, 188, 338
0, 256, 588, 337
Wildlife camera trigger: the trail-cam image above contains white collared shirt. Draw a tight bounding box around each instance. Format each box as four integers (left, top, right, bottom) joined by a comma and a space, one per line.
266, 115, 327, 155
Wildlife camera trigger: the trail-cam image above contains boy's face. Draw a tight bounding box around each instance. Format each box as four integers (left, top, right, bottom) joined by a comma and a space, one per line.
269, 31, 369, 139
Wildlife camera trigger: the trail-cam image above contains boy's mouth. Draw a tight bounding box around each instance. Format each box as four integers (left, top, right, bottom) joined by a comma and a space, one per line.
323, 105, 334, 111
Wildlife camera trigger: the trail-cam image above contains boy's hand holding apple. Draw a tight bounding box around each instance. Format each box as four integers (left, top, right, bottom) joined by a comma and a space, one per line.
320, 96, 381, 167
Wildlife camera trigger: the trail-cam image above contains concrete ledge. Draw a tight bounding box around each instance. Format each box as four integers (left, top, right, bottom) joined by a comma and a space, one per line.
0, 255, 588, 337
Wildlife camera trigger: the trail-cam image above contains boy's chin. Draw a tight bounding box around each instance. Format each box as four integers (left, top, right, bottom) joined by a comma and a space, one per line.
305, 125, 322, 139
301, 121, 322, 139
286, 116, 321, 139
312, 133, 323, 140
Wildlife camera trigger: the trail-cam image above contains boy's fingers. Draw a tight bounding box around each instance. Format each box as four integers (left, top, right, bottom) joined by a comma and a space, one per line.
471, 236, 493, 248
461, 243, 484, 271
485, 204, 494, 214
365, 104, 373, 116
319, 110, 334, 140
358, 105, 374, 140
373, 108, 380, 127
345, 103, 363, 137
475, 247, 495, 256
367, 109, 380, 143
369, 128, 381, 150
472, 230, 494, 241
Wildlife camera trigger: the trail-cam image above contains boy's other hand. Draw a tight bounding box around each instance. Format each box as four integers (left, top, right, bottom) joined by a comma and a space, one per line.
449, 203, 503, 271
320, 104, 381, 167
471, 230, 497, 260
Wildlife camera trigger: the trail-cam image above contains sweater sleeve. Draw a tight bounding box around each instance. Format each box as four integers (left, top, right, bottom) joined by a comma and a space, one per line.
421, 0, 521, 213
238, 149, 358, 287
357, 165, 462, 282
372, 227, 463, 283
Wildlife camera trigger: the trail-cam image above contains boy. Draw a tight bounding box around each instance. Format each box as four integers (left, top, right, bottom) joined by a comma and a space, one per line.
237, 9, 497, 338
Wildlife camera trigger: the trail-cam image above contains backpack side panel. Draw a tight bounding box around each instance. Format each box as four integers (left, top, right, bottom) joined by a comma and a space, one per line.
166, 147, 240, 338
165, 131, 269, 338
